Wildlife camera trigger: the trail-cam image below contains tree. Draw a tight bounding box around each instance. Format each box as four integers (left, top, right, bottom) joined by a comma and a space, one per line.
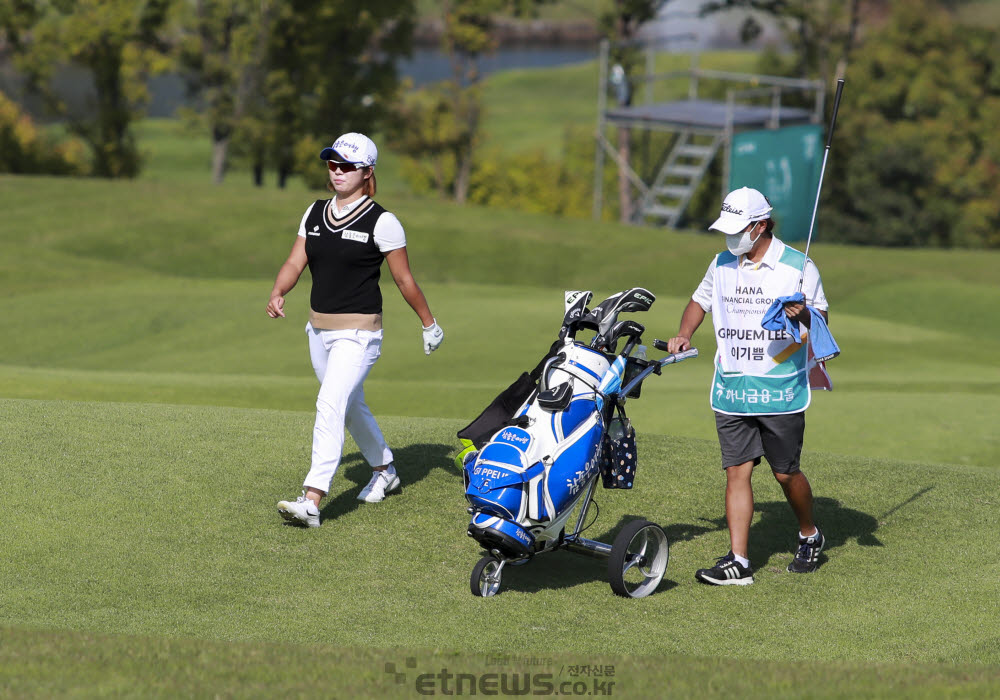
391, 84, 479, 198
174, 0, 414, 187
823, 0, 1000, 248
0, 89, 88, 175
598, 0, 667, 222
259, 0, 414, 188
436, 0, 494, 203
1, 0, 171, 177
173, 0, 262, 184
391, 0, 552, 203
700, 0, 868, 84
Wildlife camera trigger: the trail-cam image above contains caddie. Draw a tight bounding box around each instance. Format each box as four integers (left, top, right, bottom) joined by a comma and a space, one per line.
666, 186, 829, 585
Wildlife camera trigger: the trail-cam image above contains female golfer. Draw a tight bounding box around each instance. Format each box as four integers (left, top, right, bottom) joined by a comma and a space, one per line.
267, 132, 444, 528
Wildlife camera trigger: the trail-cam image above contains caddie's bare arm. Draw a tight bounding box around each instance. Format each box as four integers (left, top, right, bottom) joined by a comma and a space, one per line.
667, 300, 706, 353
266, 237, 308, 318
782, 303, 828, 329
385, 247, 434, 327
784, 260, 830, 329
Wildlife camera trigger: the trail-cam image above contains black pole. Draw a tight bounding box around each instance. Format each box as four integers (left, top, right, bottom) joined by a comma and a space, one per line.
826, 78, 845, 148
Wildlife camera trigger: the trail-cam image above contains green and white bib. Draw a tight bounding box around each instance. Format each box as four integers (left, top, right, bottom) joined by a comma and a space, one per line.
708, 240, 810, 415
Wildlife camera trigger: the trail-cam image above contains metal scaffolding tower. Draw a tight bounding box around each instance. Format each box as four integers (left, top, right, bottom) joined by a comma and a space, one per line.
593, 41, 825, 227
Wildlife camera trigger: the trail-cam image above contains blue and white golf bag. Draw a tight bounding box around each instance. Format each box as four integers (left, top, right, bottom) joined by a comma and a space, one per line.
460, 288, 656, 559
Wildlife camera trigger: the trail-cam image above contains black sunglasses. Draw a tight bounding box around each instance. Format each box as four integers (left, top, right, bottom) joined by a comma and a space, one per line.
328, 161, 359, 172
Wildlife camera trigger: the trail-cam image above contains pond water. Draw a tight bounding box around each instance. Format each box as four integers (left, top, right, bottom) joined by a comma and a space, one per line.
399, 45, 597, 87
1, 45, 599, 120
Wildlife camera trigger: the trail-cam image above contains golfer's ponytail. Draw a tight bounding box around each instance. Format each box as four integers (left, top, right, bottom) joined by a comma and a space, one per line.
362, 170, 377, 197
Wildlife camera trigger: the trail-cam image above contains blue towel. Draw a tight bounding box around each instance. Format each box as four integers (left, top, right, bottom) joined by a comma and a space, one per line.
761, 292, 840, 362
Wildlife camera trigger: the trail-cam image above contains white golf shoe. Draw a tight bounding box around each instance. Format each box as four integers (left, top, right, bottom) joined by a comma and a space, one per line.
358, 467, 400, 503
277, 492, 320, 528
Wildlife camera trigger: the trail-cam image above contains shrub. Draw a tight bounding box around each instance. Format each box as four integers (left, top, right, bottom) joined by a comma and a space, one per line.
0, 91, 88, 175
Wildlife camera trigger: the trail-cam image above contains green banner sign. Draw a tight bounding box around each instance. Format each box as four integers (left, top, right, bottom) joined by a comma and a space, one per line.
729, 125, 823, 242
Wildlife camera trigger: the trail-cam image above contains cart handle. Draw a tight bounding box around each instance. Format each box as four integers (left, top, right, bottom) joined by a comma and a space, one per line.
651, 341, 699, 366
616, 346, 697, 398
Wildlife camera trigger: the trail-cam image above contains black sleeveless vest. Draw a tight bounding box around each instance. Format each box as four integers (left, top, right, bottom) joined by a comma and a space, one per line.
303, 198, 388, 314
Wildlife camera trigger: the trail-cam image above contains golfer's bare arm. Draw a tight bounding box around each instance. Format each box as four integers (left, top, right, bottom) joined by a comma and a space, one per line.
667, 300, 706, 353
266, 237, 307, 318
385, 247, 434, 327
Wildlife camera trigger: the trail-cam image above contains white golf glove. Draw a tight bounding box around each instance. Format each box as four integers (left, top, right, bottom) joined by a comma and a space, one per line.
422, 319, 444, 355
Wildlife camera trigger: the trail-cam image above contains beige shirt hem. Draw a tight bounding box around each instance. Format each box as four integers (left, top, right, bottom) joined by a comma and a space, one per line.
309, 310, 382, 331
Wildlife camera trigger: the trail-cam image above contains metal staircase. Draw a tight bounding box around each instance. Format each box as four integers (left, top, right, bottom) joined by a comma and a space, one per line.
634, 131, 723, 227
592, 41, 825, 228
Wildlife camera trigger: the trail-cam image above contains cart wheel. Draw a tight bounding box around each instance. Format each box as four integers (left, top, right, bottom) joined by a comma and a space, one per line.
470, 555, 503, 597
608, 520, 668, 598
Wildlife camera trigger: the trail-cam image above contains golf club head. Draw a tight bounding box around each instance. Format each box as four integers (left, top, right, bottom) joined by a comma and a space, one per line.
580, 291, 623, 330
609, 319, 645, 345
594, 287, 656, 341
614, 287, 656, 314
562, 290, 593, 327
596, 319, 645, 353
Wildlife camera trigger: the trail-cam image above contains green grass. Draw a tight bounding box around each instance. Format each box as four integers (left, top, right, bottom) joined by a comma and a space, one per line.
2, 56, 1000, 694
1, 399, 999, 697
478, 51, 766, 157
0, 272, 997, 468
1, 169, 998, 469
6, 630, 998, 699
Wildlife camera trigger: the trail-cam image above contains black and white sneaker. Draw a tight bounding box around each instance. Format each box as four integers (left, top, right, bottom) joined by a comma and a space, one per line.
787, 529, 825, 573
695, 551, 754, 586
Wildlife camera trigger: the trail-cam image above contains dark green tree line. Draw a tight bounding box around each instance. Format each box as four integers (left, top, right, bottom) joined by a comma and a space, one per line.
3, 0, 414, 184
824, 0, 1000, 247
701, 0, 866, 84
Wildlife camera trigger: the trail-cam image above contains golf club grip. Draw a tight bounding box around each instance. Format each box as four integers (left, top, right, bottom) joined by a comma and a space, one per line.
826, 79, 845, 148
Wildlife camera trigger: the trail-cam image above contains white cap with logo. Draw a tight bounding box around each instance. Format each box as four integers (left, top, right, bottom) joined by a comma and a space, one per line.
319, 132, 378, 167
708, 187, 773, 234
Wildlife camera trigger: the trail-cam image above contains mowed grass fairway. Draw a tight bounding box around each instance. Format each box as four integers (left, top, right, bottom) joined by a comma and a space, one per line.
2, 103, 999, 693
3, 400, 1000, 697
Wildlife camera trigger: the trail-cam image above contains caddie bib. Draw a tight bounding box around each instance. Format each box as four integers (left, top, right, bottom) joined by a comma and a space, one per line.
709, 240, 810, 415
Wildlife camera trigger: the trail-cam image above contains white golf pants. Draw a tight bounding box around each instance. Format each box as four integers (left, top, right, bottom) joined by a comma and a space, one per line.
302, 324, 393, 494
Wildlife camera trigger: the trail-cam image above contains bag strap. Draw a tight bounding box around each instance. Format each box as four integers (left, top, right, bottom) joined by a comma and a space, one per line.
612, 398, 630, 426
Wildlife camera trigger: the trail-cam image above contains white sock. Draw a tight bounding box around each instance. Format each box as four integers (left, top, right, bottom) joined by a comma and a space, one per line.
800, 529, 818, 540
733, 554, 750, 568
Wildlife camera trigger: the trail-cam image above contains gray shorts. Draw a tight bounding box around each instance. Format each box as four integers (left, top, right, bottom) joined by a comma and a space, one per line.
714, 411, 805, 473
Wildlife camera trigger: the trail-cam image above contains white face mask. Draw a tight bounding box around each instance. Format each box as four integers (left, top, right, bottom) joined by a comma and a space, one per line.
726, 224, 761, 256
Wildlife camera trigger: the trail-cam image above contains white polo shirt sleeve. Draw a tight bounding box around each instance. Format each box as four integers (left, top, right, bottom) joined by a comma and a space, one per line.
802, 259, 829, 312
691, 258, 716, 312
374, 212, 407, 253
296, 203, 316, 238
